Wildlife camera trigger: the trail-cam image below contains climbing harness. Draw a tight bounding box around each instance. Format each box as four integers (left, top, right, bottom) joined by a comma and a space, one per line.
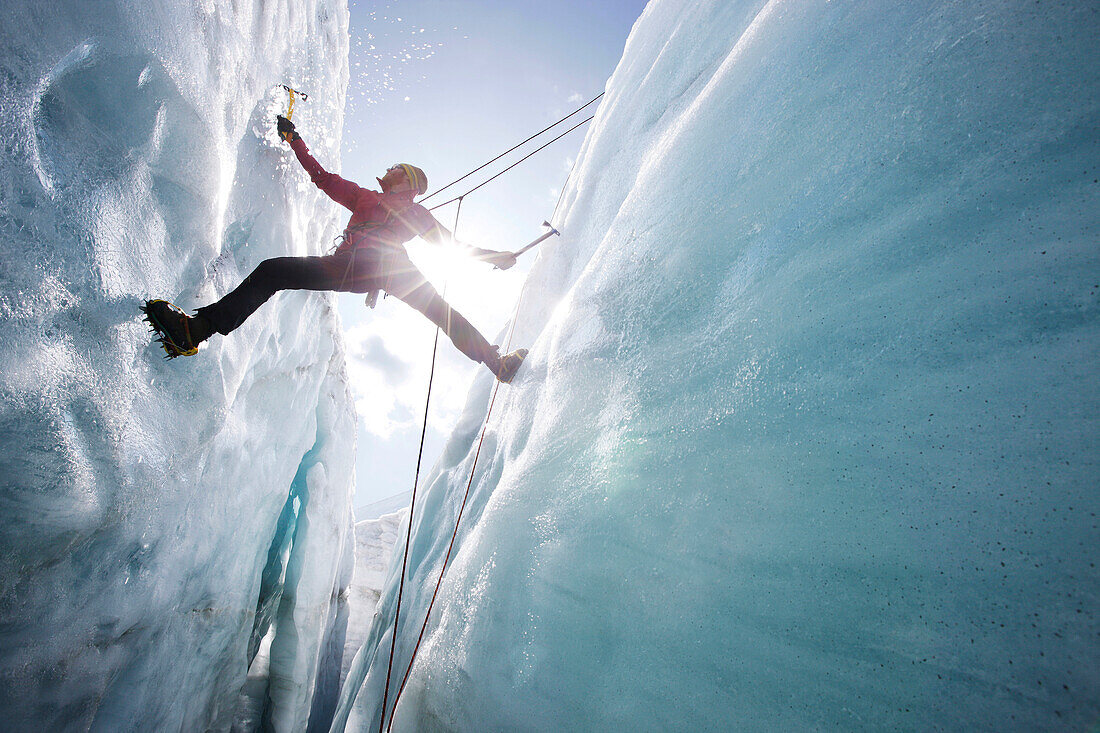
376, 95, 594, 731
333, 199, 424, 308
280, 84, 309, 121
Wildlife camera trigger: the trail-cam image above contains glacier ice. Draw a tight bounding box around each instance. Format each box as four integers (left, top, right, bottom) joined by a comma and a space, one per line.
2, 0, 1098, 729
338, 0, 1100, 730
0, 0, 360, 730
344, 511, 410, 680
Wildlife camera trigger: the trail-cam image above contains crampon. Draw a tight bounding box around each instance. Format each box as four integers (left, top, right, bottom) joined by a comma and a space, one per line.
140, 299, 200, 359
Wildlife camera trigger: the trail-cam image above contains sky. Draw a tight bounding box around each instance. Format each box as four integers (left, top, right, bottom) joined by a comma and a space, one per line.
331, 0, 649, 514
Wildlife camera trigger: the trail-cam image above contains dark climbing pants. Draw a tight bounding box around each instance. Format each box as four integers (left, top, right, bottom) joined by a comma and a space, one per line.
196, 244, 493, 364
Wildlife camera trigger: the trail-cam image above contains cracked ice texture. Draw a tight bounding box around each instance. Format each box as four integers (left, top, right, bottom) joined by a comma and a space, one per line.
337, 0, 1100, 730
0, 1, 358, 731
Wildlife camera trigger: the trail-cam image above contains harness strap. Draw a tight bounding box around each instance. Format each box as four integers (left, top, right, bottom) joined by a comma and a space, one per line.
340, 197, 421, 306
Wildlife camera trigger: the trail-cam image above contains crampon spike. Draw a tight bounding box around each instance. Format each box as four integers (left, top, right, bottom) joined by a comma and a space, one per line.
142, 299, 200, 359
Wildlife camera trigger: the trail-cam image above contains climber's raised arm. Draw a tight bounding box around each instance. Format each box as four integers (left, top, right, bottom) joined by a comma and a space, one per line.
277, 115, 366, 212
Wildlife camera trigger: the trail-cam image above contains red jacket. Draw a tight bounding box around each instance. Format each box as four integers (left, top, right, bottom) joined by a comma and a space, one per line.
289, 138, 440, 252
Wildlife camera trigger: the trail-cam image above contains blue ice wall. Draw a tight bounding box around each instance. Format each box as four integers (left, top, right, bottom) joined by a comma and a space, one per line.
0, 1, 358, 731
339, 0, 1099, 730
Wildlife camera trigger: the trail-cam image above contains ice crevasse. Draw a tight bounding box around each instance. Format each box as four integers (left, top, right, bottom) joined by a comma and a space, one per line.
0, 0, 359, 731
0, 0, 1096, 731
338, 0, 1099, 731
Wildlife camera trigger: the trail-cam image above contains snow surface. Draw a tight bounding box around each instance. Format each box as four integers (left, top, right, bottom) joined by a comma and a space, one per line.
338, 0, 1099, 730
0, 0, 359, 731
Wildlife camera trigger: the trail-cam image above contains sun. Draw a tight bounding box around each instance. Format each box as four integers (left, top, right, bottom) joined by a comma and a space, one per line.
404, 218, 526, 337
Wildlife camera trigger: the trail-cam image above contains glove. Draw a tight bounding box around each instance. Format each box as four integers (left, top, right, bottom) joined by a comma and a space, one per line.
487, 251, 517, 270
276, 115, 299, 142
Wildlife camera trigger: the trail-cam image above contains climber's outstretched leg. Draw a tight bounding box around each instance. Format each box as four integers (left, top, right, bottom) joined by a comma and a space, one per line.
384, 250, 527, 383
143, 252, 366, 358
143, 246, 527, 383
196, 254, 357, 336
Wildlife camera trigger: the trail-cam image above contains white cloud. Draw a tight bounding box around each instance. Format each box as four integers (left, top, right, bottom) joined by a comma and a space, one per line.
343, 286, 499, 439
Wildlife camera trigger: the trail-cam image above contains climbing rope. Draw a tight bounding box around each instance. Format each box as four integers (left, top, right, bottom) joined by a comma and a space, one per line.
384, 254, 529, 732
427, 115, 594, 213
551, 154, 580, 224
377, 93, 598, 731
377, 196, 463, 733
419, 92, 603, 205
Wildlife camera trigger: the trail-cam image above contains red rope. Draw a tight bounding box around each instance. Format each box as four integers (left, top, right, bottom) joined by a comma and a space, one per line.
384, 276, 529, 731
377, 198, 464, 732
378, 95, 581, 726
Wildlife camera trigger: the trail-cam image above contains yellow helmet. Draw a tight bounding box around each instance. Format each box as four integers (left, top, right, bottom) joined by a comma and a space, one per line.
396, 163, 428, 196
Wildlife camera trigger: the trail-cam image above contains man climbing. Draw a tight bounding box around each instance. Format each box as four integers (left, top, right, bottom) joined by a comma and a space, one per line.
143, 115, 528, 383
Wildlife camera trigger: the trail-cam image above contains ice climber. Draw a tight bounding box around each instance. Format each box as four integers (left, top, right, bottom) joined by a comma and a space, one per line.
143, 115, 528, 383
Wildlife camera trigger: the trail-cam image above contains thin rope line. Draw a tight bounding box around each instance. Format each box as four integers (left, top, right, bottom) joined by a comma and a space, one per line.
419, 92, 603, 204
379, 98, 583, 725
385, 270, 530, 731
428, 115, 594, 212
550, 154, 580, 227
377, 198, 463, 733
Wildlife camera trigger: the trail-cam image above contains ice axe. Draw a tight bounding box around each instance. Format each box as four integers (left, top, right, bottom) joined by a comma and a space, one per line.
280, 85, 309, 121
513, 221, 560, 259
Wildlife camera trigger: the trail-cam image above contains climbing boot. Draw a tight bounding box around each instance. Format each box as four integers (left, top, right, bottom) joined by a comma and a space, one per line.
486, 347, 528, 384
140, 299, 209, 359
